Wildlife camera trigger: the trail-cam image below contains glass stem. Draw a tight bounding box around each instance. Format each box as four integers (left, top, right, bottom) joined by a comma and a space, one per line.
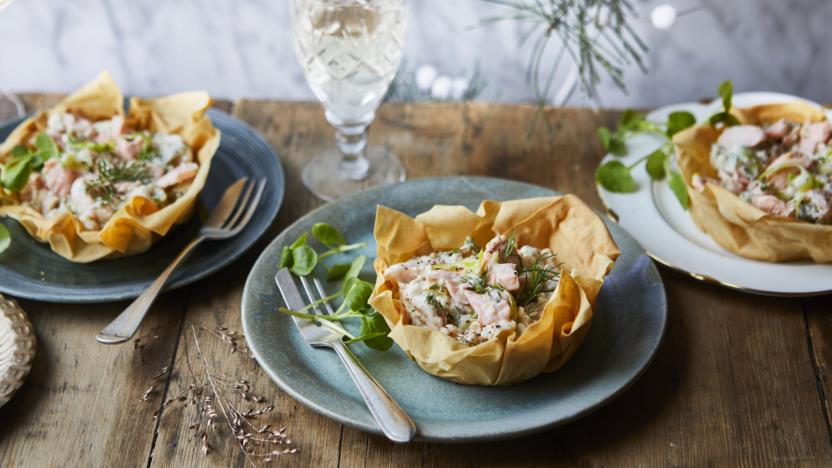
327, 112, 372, 181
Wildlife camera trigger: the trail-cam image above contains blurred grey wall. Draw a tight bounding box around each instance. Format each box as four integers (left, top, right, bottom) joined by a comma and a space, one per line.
0, 0, 828, 107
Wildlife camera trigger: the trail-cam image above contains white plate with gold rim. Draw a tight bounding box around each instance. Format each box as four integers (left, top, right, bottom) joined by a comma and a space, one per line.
597, 92, 832, 296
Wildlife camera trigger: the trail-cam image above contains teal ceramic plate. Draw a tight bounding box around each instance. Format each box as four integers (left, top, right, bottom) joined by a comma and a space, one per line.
241, 176, 666, 442
0, 110, 284, 303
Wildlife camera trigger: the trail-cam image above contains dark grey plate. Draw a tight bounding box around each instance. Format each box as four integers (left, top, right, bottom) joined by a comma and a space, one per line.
0, 109, 284, 303
241, 176, 667, 442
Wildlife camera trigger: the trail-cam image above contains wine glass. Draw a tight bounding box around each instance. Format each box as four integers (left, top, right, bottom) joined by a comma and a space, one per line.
292, 0, 407, 201
0, 0, 25, 123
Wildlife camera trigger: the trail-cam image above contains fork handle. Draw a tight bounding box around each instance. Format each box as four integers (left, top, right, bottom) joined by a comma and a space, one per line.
331, 340, 416, 442
96, 236, 204, 344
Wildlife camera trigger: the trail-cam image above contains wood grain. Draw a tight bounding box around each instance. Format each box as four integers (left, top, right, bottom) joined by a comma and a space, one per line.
1, 96, 830, 467
805, 295, 832, 450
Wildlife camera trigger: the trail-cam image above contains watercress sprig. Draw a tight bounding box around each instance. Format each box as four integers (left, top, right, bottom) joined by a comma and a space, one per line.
277, 224, 392, 351
1, 133, 59, 193
595, 80, 738, 209
279, 222, 366, 276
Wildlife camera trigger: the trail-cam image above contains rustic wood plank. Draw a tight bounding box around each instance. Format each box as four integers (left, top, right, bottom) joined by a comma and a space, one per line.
0, 293, 186, 468
805, 295, 832, 447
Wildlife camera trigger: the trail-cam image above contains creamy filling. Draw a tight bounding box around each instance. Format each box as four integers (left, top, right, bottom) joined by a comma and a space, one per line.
702, 119, 832, 224
12, 112, 197, 230
384, 234, 561, 346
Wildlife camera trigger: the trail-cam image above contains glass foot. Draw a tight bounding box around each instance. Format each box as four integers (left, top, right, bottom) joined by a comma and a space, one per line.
0, 91, 25, 123
302, 147, 406, 201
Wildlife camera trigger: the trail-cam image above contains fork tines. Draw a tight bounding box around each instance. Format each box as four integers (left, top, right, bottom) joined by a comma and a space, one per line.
205, 179, 266, 237
299, 276, 336, 316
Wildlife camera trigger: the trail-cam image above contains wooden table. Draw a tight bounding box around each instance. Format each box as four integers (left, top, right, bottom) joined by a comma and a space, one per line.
1, 95, 831, 467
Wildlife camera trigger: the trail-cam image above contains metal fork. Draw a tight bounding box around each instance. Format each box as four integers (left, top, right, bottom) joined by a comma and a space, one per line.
97, 178, 267, 344
274, 269, 416, 442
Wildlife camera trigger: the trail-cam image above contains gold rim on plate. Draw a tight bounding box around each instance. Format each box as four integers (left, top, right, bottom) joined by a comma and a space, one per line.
0, 294, 36, 407
594, 182, 832, 297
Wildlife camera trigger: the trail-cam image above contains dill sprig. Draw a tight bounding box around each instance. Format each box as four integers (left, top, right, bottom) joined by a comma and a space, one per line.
85, 158, 151, 203
517, 251, 561, 306
425, 292, 443, 310
503, 230, 517, 259
479, 0, 647, 104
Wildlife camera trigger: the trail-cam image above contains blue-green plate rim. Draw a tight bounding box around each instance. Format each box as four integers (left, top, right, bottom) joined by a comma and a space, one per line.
0, 109, 284, 303
241, 176, 667, 442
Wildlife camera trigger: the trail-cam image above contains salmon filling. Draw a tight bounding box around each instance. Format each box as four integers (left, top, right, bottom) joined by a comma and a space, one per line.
11, 112, 198, 231
696, 119, 832, 223
383, 234, 561, 346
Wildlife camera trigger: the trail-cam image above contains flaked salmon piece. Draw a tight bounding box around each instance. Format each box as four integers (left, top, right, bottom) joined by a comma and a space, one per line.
481, 234, 506, 267
464, 290, 511, 327
93, 116, 124, 143
799, 121, 832, 155
717, 125, 764, 148
384, 263, 419, 284
115, 136, 144, 161
487, 262, 520, 292
768, 151, 812, 169
751, 194, 794, 218
156, 162, 198, 188
764, 119, 791, 139
43, 159, 77, 197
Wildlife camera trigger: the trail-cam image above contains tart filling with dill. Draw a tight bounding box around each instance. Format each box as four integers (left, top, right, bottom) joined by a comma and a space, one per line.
0, 71, 220, 262
369, 196, 620, 385
674, 101, 832, 262
383, 233, 561, 346
11, 112, 198, 231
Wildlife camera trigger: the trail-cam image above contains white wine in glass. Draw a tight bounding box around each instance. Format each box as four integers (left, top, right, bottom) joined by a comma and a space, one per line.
0, 0, 25, 123
292, 0, 407, 201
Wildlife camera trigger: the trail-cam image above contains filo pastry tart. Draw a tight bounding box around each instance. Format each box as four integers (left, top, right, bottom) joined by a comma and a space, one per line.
0, 71, 220, 262
368, 196, 620, 385
673, 102, 832, 262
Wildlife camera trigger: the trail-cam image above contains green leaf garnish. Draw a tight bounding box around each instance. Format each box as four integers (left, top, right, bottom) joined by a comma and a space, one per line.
708, 80, 740, 127
290, 245, 318, 276
343, 255, 365, 281
355, 311, 393, 351
312, 222, 346, 248
668, 170, 690, 209
343, 280, 374, 312
326, 263, 351, 280
278, 233, 383, 350
279, 245, 293, 269
2, 155, 34, 193
645, 149, 667, 180
10, 145, 28, 158
35, 133, 59, 160
289, 232, 308, 250
718, 80, 733, 111
666, 111, 696, 138
595, 160, 637, 193
0, 224, 10, 254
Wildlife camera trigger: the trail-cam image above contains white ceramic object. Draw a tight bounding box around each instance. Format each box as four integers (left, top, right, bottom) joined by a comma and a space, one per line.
597, 92, 832, 296
0, 294, 36, 407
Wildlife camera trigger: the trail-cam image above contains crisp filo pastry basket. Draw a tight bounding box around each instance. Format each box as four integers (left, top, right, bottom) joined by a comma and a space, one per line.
368, 196, 620, 385
673, 102, 832, 263
0, 71, 220, 263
